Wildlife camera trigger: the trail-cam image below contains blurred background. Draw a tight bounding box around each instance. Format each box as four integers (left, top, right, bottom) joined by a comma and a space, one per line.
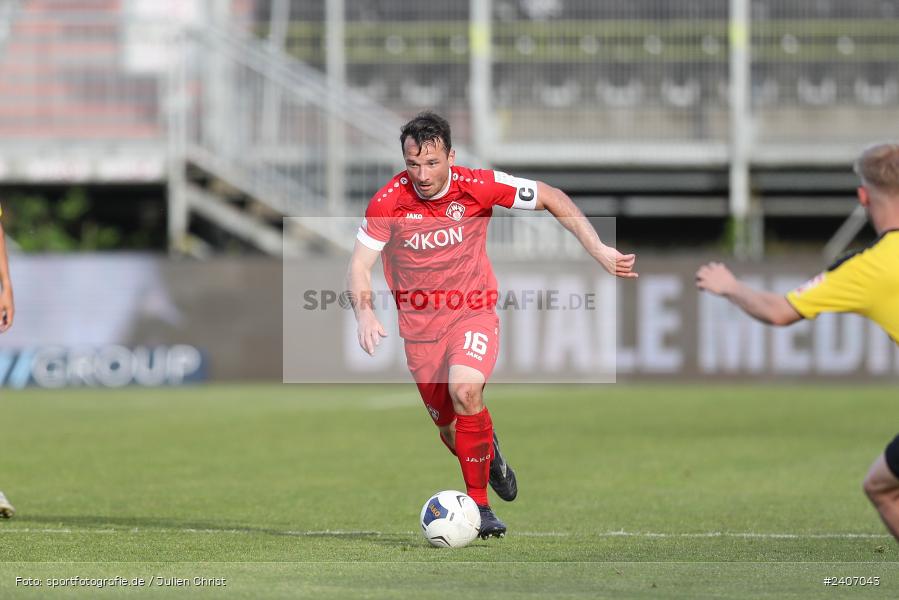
1, 0, 897, 388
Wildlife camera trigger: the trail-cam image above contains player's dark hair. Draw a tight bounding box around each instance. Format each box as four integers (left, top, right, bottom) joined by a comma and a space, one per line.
400, 111, 452, 155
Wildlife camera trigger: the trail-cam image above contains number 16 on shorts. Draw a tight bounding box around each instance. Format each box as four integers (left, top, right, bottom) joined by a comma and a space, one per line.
463, 331, 489, 356
448, 315, 499, 378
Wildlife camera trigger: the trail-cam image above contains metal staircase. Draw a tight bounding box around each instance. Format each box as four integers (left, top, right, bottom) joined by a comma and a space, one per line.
168, 26, 581, 259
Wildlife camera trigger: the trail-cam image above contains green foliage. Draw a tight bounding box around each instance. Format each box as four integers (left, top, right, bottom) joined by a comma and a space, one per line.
720, 215, 739, 252
2, 189, 121, 252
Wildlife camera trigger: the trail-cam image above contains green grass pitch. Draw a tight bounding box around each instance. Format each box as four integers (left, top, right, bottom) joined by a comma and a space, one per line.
0, 384, 897, 598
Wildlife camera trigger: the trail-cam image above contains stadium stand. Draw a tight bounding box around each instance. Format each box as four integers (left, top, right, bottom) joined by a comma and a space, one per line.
0, 0, 160, 141
0, 0, 895, 253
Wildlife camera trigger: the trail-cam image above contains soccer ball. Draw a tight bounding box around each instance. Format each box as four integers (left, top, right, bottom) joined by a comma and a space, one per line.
419, 490, 481, 548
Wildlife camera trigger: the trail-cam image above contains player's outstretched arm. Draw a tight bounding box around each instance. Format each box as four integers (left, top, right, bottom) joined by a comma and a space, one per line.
0, 223, 13, 333
695, 261, 801, 326
535, 181, 637, 278
346, 240, 387, 355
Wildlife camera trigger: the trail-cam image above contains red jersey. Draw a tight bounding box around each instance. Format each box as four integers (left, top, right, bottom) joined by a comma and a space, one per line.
356, 165, 539, 341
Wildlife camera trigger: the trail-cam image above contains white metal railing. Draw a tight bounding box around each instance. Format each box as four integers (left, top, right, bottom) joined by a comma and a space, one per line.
258, 0, 899, 259
169, 25, 573, 257
178, 26, 407, 215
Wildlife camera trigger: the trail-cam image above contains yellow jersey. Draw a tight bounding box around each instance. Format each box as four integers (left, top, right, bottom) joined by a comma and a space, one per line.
787, 229, 899, 343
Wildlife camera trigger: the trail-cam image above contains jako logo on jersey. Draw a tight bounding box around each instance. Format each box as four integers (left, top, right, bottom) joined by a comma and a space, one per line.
446, 201, 465, 221
403, 226, 464, 250
405, 213, 423, 219
465, 453, 492, 463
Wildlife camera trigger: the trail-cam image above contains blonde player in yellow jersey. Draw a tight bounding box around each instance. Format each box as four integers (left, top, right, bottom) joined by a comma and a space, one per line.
696, 143, 899, 541
0, 202, 15, 518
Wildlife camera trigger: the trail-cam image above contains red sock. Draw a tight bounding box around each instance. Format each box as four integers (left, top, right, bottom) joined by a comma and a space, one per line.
439, 431, 457, 456
454, 408, 493, 506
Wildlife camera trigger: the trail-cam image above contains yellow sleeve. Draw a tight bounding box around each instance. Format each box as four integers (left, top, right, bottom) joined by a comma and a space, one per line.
786, 255, 870, 319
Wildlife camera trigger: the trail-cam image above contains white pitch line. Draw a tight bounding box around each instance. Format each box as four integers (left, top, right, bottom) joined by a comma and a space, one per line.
599, 531, 890, 540
0, 528, 890, 540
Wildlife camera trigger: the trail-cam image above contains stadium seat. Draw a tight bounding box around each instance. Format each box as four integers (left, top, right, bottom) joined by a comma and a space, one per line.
797, 76, 838, 106
596, 78, 644, 107
350, 80, 389, 103
399, 78, 448, 107
661, 78, 701, 108
752, 78, 781, 106
537, 78, 581, 108
854, 77, 899, 106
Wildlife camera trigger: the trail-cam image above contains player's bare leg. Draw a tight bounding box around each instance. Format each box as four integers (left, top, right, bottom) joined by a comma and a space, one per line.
863, 454, 899, 541
448, 365, 506, 538
0, 491, 15, 518
448, 365, 486, 415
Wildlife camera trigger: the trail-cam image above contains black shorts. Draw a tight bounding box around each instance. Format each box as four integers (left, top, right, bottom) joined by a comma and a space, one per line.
885, 434, 899, 479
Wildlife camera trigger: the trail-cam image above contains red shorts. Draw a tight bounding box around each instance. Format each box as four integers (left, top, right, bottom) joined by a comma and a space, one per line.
404, 312, 500, 427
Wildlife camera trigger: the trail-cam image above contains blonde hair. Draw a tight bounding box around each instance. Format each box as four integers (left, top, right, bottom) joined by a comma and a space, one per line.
854, 143, 899, 194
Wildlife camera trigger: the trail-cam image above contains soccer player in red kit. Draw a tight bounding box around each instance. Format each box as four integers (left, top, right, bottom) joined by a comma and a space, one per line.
347, 112, 637, 538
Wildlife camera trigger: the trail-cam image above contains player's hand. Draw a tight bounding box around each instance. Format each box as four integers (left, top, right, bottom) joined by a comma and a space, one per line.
356, 311, 387, 356
596, 245, 638, 279
0, 290, 13, 333
695, 262, 738, 296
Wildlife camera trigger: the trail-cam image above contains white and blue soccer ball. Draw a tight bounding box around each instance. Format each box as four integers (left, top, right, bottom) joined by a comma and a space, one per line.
419, 490, 481, 548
